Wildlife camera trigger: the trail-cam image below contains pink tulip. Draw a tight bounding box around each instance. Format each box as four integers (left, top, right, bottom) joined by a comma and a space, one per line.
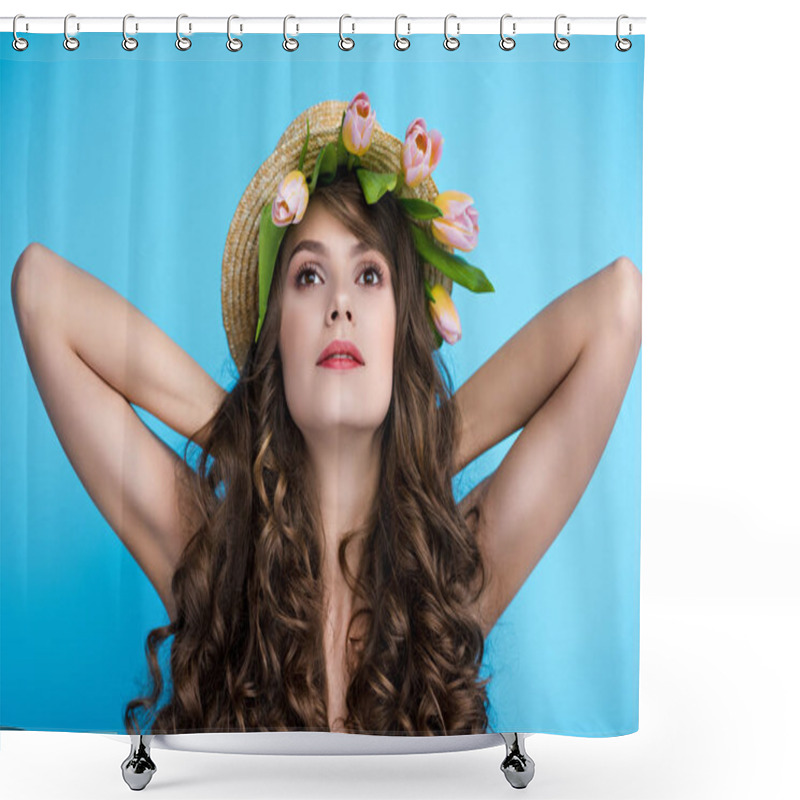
431, 190, 479, 252
342, 92, 376, 156
271, 170, 309, 227
428, 283, 462, 345
402, 118, 443, 188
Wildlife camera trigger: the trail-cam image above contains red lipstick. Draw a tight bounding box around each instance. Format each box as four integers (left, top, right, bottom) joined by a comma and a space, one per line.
316, 339, 365, 368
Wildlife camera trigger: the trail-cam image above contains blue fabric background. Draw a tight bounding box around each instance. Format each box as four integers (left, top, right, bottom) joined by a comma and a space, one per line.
1, 32, 644, 735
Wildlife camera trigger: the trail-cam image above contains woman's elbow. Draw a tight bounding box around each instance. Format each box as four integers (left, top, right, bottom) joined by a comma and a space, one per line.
610, 256, 642, 340
11, 242, 50, 330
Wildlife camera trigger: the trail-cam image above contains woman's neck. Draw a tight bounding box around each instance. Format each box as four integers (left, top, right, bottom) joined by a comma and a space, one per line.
305, 427, 380, 578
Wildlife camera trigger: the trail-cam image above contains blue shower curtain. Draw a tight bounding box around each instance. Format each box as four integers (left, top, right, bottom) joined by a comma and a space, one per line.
1, 31, 644, 736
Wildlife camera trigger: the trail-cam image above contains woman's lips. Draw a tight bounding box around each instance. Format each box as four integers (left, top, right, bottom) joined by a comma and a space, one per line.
316, 338, 365, 365
318, 354, 364, 370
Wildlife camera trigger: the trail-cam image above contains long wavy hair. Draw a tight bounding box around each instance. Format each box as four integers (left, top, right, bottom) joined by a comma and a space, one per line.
124, 169, 491, 736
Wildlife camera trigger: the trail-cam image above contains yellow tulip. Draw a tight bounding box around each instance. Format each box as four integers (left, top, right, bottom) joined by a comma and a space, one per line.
271, 170, 309, 227
431, 190, 479, 251
428, 283, 462, 345
342, 91, 376, 157
402, 118, 443, 188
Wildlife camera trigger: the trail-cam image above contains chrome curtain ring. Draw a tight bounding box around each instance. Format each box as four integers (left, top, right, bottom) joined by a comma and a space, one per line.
499, 14, 516, 51
227, 15, 243, 52
395, 14, 410, 51
64, 13, 80, 51
176, 14, 191, 51
554, 14, 570, 51
283, 15, 299, 51
339, 15, 355, 50
12, 14, 29, 52
616, 15, 632, 51
122, 14, 138, 51
444, 14, 460, 51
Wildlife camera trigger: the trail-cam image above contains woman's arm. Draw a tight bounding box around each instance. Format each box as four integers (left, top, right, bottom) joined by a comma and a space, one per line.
13, 243, 226, 448
10, 242, 227, 620
454, 256, 642, 636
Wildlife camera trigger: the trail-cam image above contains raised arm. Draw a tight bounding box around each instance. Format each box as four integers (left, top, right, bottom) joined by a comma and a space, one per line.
454, 256, 642, 636
10, 242, 227, 620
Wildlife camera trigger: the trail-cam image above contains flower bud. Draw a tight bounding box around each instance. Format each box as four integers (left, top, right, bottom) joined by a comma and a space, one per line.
402, 118, 443, 188
431, 190, 479, 251
342, 91, 376, 157
272, 170, 309, 227
428, 283, 462, 345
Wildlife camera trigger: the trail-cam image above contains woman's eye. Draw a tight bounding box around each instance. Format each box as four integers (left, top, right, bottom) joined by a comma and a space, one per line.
360, 264, 384, 285
295, 263, 384, 288
295, 265, 321, 287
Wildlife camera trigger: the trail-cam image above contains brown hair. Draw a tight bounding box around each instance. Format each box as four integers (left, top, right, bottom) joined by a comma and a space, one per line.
124, 170, 491, 735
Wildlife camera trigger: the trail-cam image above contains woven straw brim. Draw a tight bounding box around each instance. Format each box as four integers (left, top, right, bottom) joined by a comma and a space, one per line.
222, 99, 453, 374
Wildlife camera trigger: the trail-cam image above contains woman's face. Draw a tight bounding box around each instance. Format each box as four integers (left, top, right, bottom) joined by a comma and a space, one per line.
278, 199, 396, 439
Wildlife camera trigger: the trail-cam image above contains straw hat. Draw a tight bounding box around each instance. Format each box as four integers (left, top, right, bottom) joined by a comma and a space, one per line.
221, 99, 455, 374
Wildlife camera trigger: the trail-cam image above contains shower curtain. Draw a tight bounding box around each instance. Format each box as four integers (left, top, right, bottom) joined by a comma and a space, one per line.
1, 28, 644, 738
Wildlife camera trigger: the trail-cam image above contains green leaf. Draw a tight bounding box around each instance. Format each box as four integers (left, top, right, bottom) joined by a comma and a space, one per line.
255, 203, 288, 343
336, 111, 348, 167
410, 225, 495, 293
390, 170, 405, 194
356, 168, 398, 204
423, 279, 436, 302
399, 197, 444, 220
309, 142, 338, 193
427, 311, 444, 349
320, 142, 339, 180
298, 117, 310, 172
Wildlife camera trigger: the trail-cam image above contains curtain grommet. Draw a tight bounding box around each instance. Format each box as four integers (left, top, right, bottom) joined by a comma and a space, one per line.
283, 15, 299, 51
394, 15, 410, 51
553, 14, 570, 51
615, 15, 632, 51
176, 14, 191, 51
227, 15, 243, 52
12, 14, 29, 51
64, 13, 80, 51
444, 14, 460, 51
122, 15, 138, 51
499, 14, 516, 51
339, 15, 355, 50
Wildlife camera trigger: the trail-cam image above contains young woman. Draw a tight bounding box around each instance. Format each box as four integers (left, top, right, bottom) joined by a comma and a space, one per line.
9, 95, 641, 737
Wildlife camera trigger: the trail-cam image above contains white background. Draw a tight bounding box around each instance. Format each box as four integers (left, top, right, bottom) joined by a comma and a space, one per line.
1, 1, 798, 798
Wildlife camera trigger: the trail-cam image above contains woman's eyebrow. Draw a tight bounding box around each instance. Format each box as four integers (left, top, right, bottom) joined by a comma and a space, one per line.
287, 239, 374, 262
